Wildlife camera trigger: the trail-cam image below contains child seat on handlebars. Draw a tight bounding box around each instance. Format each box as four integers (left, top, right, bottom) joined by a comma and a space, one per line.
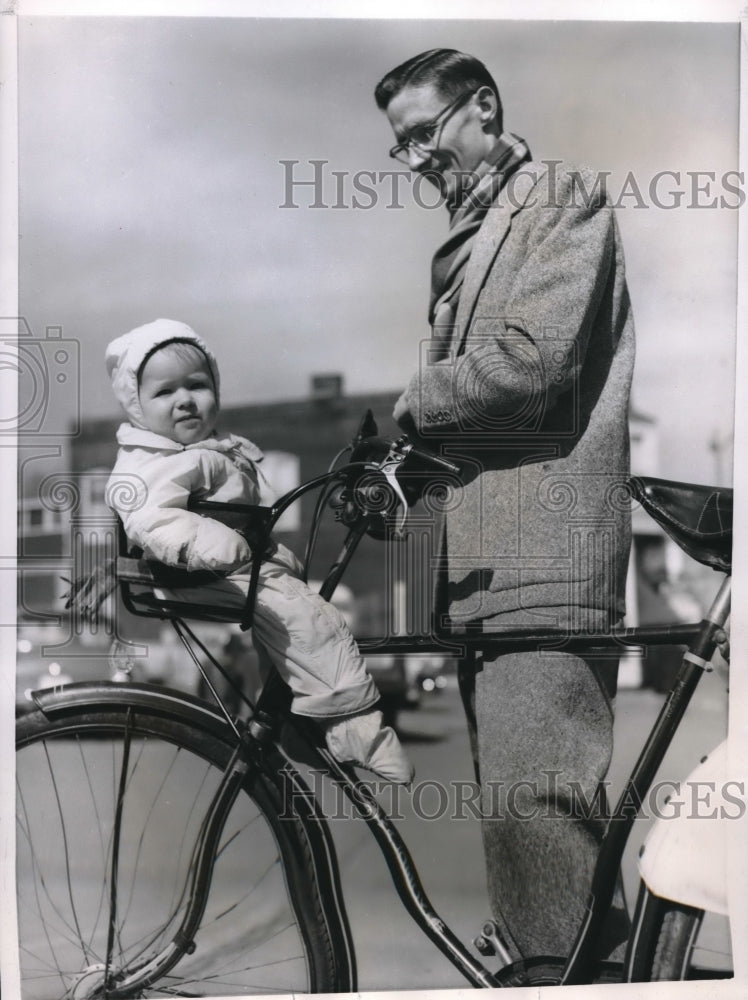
117, 501, 275, 626
117, 478, 733, 626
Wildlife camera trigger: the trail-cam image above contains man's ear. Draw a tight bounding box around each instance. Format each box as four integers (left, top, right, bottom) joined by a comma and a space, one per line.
475, 86, 499, 129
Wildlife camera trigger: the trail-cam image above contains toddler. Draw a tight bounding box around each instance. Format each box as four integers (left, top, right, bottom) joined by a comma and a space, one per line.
105, 318, 413, 783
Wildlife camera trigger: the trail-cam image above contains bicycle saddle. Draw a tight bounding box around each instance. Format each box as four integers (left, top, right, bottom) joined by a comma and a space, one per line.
628, 476, 732, 573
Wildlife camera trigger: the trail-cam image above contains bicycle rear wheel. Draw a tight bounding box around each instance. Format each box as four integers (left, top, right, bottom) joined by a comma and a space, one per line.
625, 884, 733, 982
16, 683, 355, 998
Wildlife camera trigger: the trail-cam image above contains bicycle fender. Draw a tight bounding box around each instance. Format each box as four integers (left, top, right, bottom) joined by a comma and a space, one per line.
638, 741, 735, 914
27, 681, 237, 740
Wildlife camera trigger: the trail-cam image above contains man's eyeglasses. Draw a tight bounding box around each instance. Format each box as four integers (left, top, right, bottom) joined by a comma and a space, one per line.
388, 89, 477, 164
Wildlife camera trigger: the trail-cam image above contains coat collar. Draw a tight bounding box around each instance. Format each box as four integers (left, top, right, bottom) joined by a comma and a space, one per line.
116, 423, 264, 462
454, 161, 549, 351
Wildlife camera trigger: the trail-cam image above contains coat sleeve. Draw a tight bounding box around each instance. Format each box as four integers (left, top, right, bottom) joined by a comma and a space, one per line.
112, 451, 252, 573
399, 168, 616, 438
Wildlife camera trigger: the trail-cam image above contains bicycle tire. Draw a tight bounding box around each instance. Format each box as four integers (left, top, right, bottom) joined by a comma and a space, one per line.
495, 957, 623, 987
16, 682, 356, 998
625, 884, 732, 982
649, 905, 704, 980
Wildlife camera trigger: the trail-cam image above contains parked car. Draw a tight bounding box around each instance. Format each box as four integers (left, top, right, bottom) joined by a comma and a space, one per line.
415, 656, 450, 694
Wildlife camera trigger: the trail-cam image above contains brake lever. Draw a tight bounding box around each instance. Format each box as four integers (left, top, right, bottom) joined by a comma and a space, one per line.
377, 437, 412, 537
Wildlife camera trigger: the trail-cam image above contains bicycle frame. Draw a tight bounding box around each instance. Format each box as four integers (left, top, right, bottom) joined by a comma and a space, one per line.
113, 443, 732, 989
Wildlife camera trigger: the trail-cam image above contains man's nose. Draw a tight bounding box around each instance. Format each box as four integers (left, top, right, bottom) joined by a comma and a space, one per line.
407, 145, 432, 171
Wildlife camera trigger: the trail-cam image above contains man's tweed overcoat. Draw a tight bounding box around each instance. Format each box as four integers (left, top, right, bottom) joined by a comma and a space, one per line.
401, 161, 635, 631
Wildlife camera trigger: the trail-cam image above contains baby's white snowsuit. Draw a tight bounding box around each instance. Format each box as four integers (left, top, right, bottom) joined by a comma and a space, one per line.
102, 319, 413, 783
108, 423, 380, 718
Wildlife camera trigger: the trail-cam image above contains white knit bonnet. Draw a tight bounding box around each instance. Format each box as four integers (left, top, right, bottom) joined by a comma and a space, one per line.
105, 319, 221, 429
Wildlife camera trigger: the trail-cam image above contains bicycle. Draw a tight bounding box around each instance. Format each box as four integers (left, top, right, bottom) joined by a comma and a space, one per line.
15, 412, 734, 996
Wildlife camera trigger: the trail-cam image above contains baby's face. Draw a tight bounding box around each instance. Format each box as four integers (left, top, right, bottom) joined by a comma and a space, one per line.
139, 348, 218, 445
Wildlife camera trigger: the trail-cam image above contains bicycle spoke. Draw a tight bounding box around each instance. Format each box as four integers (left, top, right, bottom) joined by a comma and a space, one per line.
16, 700, 345, 997
43, 740, 93, 968
116, 745, 213, 959
215, 809, 264, 862
103, 742, 213, 980
17, 752, 92, 993
77, 735, 120, 962
163, 941, 309, 995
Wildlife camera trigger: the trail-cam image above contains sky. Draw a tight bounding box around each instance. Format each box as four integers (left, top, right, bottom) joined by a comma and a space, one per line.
13, 13, 741, 485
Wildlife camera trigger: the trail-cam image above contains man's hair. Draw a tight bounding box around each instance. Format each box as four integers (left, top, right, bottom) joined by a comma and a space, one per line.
137, 340, 214, 386
374, 48, 502, 130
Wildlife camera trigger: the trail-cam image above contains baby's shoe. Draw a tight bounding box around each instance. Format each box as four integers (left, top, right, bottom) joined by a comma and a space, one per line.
324, 709, 414, 784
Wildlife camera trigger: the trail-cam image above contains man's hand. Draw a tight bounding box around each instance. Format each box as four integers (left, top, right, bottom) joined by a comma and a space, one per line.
393, 387, 422, 441
393, 390, 410, 425
394, 358, 458, 438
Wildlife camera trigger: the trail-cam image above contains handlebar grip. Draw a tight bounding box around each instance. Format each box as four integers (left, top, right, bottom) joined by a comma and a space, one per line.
406, 445, 461, 476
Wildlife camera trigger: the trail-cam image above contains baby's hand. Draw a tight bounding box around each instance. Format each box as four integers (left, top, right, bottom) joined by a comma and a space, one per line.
222, 532, 252, 569
187, 521, 252, 573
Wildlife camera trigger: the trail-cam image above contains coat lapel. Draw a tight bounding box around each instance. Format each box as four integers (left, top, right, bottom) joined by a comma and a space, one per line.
454, 163, 547, 353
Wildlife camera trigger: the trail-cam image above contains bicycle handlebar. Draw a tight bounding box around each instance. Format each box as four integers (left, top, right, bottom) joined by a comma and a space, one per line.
327, 410, 461, 541
235, 411, 461, 629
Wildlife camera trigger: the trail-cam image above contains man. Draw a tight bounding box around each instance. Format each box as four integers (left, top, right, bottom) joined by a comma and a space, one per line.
375, 49, 634, 961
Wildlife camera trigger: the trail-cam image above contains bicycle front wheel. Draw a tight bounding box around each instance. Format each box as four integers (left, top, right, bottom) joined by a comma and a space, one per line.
16, 683, 355, 998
